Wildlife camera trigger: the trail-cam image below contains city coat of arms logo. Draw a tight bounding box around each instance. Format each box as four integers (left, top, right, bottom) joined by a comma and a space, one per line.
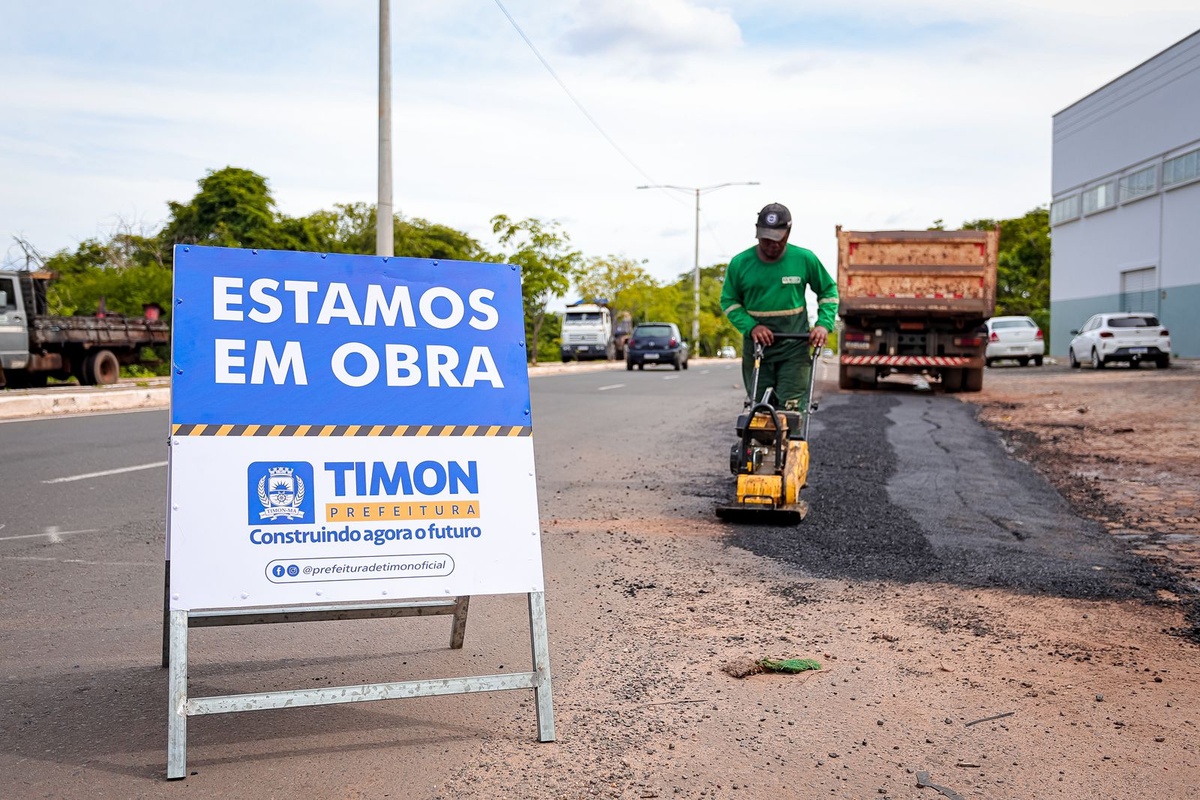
247, 462, 315, 525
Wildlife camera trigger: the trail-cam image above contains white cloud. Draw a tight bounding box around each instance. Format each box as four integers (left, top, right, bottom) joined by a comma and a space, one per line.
1, 0, 1197, 286
563, 0, 742, 56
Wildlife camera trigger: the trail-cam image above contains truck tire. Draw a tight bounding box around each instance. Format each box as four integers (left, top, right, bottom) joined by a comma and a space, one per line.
941, 368, 963, 393
83, 349, 121, 386
838, 365, 853, 390
963, 367, 984, 392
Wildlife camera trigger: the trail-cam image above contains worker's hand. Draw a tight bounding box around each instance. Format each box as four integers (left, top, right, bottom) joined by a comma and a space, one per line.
809, 326, 829, 350
750, 325, 775, 346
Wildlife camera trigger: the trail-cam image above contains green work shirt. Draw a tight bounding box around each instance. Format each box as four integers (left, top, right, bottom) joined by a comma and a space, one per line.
720, 243, 839, 359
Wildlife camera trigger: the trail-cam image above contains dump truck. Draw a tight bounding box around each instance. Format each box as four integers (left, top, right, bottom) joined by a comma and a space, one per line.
836, 227, 998, 393
0, 270, 170, 388
560, 302, 617, 361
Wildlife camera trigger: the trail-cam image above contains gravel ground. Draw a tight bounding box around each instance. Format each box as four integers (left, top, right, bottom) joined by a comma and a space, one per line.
428, 360, 1200, 800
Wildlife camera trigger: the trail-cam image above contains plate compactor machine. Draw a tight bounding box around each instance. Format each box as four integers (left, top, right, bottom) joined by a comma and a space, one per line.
716, 333, 819, 525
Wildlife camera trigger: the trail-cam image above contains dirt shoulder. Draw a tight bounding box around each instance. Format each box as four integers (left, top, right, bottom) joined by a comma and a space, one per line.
430, 362, 1200, 800
968, 359, 1200, 633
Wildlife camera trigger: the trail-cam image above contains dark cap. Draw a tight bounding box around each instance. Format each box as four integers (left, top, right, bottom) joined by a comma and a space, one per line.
756, 203, 792, 241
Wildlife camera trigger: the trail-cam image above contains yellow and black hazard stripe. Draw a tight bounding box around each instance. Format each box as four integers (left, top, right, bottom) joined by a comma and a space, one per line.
170, 423, 532, 437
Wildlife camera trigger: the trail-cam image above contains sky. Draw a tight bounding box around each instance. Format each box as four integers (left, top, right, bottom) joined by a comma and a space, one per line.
3, 0, 1199, 294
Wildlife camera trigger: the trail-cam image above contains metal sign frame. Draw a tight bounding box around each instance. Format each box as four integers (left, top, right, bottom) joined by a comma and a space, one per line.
162, 246, 554, 779
163, 587, 554, 779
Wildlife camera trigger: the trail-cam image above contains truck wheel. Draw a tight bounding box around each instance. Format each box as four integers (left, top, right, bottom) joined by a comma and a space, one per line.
963, 367, 984, 392
838, 365, 853, 390
83, 349, 121, 385
941, 368, 963, 392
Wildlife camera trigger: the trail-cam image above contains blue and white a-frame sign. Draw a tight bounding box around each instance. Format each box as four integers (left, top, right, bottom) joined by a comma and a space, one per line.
164, 246, 553, 778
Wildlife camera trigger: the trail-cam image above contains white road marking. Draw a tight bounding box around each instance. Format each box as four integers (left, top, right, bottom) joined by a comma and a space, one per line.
597, 383, 625, 391
43, 461, 168, 484
662, 375, 679, 380
1, 555, 157, 567
699, 369, 711, 374
0, 527, 100, 542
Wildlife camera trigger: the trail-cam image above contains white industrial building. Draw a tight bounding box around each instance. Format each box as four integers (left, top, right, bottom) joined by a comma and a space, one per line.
1050, 30, 1200, 358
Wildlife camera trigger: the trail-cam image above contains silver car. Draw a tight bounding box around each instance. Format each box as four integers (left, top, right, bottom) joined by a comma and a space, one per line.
985, 316, 1044, 367
1068, 312, 1171, 369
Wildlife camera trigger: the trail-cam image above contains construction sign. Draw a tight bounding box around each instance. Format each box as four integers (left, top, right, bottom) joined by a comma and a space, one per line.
167, 246, 544, 609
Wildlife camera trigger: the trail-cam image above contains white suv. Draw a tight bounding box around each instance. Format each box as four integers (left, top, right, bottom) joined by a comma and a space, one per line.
985, 316, 1044, 367
1068, 313, 1171, 369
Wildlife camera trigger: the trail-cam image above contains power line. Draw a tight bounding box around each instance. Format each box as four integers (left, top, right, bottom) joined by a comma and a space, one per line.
491, 0, 673, 197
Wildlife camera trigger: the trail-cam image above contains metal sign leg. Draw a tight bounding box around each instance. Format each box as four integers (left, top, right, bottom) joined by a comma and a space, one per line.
527, 591, 556, 742
166, 610, 189, 779
161, 561, 171, 668
449, 595, 470, 649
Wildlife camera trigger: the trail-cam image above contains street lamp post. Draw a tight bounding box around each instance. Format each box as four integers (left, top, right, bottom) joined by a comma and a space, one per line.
638, 182, 759, 353
376, 0, 394, 257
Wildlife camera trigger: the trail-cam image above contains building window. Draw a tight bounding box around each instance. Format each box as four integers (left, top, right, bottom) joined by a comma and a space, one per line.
1050, 194, 1080, 225
1119, 165, 1157, 203
1164, 149, 1200, 187
1081, 181, 1116, 214
1120, 267, 1157, 314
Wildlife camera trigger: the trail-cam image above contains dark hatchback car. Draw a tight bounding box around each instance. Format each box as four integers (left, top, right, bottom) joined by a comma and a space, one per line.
626, 322, 689, 370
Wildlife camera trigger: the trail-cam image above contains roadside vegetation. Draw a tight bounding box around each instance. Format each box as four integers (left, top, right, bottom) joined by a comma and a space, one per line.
8, 167, 1051, 364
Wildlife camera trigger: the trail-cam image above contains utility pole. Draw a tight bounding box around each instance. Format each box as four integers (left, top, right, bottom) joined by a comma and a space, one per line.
637, 182, 758, 353
376, 0, 394, 257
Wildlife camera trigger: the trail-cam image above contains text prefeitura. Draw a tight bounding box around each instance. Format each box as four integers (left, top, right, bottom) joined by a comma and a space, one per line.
211, 277, 505, 388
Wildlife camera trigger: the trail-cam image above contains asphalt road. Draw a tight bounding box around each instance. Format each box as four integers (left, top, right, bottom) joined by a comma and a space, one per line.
0, 360, 1162, 796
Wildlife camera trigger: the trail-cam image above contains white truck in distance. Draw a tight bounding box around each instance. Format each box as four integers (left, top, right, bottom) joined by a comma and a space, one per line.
560, 303, 615, 361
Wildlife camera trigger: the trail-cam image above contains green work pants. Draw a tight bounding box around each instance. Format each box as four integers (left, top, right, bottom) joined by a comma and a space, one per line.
742, 346, 812, 412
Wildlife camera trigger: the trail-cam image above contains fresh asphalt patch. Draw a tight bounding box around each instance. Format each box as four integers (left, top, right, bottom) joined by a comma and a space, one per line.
716, 390, 1171, 602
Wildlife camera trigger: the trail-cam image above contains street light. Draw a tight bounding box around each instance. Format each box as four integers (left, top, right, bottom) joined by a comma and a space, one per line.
376, 0, 394, 257
637, 182, 759, 352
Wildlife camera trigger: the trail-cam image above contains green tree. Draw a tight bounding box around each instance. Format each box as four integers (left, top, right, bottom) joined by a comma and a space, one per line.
670, 264, 739, 356
42, 230, 171, 320
575, 254, 657, 308
490, 215, 582, 364
299, 202, 487, 261
161, 167, 298, 254
535, 311, 563, 363
962, 207, 1051, 338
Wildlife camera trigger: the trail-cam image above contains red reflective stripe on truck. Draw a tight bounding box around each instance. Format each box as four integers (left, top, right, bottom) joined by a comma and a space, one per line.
840, 355, 973, 366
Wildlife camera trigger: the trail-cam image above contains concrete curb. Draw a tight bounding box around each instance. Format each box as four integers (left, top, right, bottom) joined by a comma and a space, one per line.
0, 359, 730, 421
0, 386, 171, 421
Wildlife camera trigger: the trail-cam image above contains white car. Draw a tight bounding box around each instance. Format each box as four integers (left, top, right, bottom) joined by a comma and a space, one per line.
985, 316, 1045, 367
1068, 312, 1171, 369
717, 345, 737, 359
